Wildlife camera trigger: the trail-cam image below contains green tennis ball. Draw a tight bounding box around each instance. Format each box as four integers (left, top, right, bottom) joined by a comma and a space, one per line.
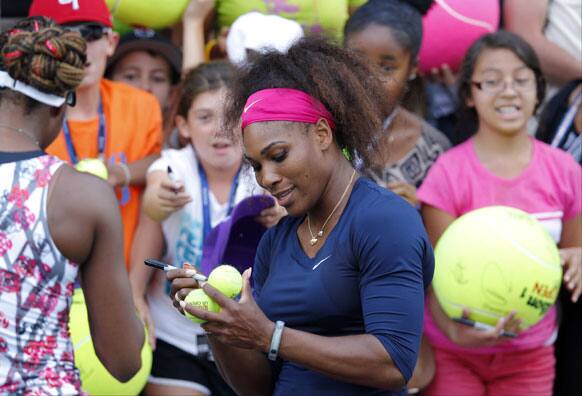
208, 265, 243, 298
184, 289, 220, 324
433, 206, 562, 329
75, 159, 109, 180
69, 289, 152, 395
106, 0, 190, 30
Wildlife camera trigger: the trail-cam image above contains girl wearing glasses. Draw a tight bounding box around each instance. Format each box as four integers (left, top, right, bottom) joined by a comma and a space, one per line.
417, 31, 581, 395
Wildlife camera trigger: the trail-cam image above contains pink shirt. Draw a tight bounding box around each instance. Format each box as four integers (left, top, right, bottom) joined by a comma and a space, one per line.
417, 137, 581, 354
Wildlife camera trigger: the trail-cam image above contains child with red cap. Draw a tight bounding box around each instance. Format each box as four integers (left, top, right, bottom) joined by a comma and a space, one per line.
28, 0, 163, 268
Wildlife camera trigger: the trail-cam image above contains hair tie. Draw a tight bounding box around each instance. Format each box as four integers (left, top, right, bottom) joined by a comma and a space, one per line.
3, 50, 23, 59
44, 40, 60, 58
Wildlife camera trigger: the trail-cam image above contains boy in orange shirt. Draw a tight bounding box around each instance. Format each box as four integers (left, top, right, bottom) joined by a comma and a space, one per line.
29, 0, 163, 268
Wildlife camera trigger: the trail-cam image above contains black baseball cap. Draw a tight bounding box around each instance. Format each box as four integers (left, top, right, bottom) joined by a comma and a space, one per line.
106, 28, 182, 84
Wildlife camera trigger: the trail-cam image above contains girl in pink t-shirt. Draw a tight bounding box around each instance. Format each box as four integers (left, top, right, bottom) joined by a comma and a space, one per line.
418, 31, 581, 396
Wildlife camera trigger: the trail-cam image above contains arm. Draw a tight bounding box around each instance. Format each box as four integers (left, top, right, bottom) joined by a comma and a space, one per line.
108, 154, 159, 188
48, 167, 144, 381
142, 170, 192, 222
180, 271, 405, 394
129, 211, 166, 348
558, 215, 582, 302
504, 0, 582, 86
179, 270, 405, 391
182, 0, 215, 71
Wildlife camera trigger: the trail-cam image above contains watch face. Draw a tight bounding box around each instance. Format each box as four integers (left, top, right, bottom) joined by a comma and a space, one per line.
1, 0, 33, 17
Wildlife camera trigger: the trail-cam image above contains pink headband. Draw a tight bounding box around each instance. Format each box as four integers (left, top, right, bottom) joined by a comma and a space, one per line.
240, 88, 336, 132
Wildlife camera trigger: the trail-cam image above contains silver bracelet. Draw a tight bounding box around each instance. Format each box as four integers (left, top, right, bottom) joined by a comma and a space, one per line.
116, 162, 131, 187
268, 320, 285, 361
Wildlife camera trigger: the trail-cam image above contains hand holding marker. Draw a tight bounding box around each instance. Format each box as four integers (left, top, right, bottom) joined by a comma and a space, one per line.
145, 259, 243, 323
144, 258, 207, 282
167, 165, 178, 193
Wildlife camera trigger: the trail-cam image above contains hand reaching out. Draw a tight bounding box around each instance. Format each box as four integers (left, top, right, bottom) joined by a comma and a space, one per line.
183, 0, 215, 21
560, 247, 581, 302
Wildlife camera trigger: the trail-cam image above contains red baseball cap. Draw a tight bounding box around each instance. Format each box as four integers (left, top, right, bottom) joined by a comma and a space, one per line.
29, 0, 112, 28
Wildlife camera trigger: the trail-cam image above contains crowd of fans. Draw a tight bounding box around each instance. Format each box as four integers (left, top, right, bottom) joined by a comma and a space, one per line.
0, 0, 580, 395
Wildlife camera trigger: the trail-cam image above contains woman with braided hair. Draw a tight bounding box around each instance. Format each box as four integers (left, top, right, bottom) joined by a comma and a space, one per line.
0, 16, 144, 394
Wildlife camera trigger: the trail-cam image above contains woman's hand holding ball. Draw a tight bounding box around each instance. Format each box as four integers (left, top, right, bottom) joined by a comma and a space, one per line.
169, 265, 275, 352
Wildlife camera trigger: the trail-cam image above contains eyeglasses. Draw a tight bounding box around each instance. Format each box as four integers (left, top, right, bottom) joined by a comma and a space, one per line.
66, 24, 112, 42
472, 77, 536, 94
65, 90, 76, 107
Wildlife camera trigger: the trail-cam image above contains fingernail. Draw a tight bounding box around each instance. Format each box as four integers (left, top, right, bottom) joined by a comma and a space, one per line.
185, 269, 197, 277
179, 300, 186, 308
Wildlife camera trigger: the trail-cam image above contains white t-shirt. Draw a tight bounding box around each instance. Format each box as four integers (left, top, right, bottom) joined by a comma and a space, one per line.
544, 0, 582, 98
147, 145, 261, 355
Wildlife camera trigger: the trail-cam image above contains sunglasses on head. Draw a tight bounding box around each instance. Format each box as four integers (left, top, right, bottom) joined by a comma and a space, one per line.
66, 24, 111, 42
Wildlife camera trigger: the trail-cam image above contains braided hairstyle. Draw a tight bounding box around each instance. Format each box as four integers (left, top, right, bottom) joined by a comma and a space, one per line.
0, 16, 86, 111
224, 37, 388, 168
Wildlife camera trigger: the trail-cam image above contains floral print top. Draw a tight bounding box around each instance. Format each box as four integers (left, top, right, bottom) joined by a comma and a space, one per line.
0, 152, 82, 395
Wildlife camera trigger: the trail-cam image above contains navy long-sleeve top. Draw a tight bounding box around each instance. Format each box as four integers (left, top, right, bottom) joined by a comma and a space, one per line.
253, 177, 434, 395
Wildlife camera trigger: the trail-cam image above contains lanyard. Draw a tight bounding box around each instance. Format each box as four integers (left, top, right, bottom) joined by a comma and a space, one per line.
197, 160, 241, 242
63, 99, 106, 164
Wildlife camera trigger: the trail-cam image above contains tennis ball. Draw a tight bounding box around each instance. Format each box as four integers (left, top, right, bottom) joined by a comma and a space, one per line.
419, 0, 500, 73
106, 0, 190, 30
75, 159, 108, 180
112, 16, 132, 36
184, 289, 220, 324
69, 289, 152, 395
433, 206, 562, 329
208, 265, 243, 298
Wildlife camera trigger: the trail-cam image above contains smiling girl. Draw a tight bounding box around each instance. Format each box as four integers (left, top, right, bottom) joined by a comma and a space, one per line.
131, 62, 275, 396
418, 31, 581, 396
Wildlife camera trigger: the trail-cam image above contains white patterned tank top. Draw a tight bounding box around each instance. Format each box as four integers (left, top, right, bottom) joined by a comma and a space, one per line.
0, 151, 83, 395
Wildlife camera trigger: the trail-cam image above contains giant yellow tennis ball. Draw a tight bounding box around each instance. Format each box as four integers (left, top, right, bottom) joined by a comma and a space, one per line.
433, 206, 562, 329
106, 0, 190, 30
69, 289, 152, 395
75, 159, 108, 180
208, 265, 243, 298
184, 289, 220, 324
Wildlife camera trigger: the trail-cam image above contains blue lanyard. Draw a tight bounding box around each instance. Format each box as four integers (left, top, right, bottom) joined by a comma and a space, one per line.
197, 160, 241, 242
63, 100, 106, 164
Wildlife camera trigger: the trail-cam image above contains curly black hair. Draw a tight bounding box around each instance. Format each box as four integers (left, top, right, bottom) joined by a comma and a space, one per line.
224, 37, 389, 168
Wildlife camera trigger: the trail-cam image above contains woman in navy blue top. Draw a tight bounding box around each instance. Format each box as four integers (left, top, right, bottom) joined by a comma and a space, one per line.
169, 37, 434, 395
